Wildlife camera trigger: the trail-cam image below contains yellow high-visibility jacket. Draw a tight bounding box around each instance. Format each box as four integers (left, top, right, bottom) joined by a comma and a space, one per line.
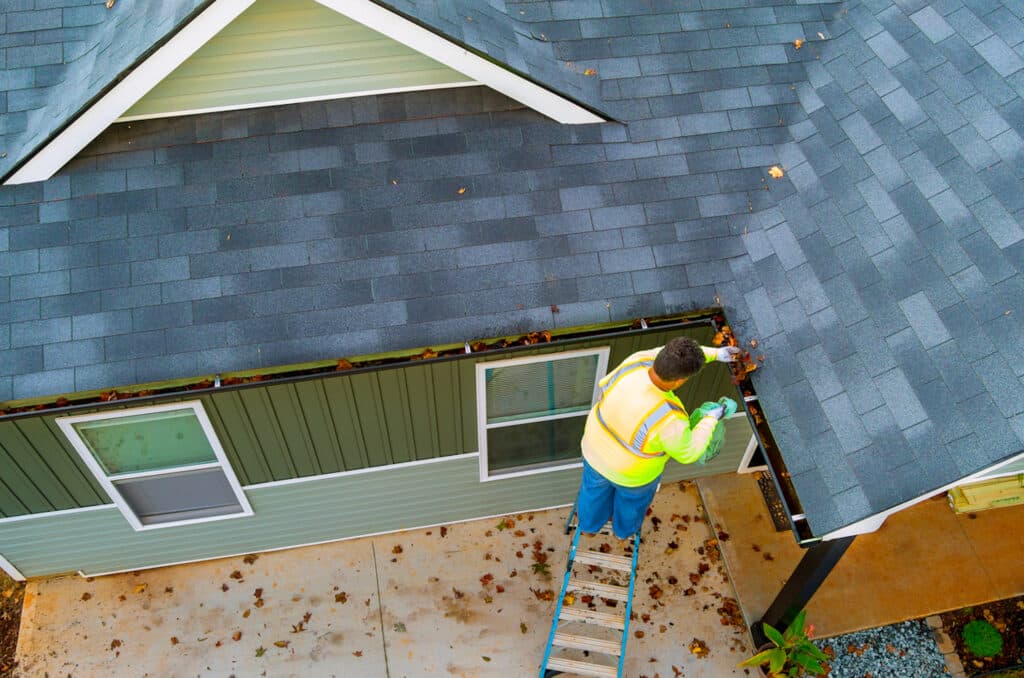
581, 346, 719, 487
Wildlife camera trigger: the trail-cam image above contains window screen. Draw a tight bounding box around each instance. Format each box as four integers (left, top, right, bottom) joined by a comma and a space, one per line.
477, 348, 608, 479
57, 402, 252, 530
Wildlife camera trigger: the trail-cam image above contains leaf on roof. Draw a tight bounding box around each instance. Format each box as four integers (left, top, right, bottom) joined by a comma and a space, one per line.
583, 68, 597, 76
768, 166, 785, 178
106, 0, 115, 8
793, 38, 804, 49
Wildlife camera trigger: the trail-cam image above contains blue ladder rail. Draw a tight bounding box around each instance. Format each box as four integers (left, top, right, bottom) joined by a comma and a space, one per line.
539, 503, 642, 678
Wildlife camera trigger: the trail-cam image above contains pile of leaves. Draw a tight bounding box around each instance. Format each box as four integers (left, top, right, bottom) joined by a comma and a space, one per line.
0, 571, 25, 675
941, 594, 1024, 675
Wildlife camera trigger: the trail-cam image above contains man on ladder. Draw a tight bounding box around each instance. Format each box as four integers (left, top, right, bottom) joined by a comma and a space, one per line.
577, 336, 740, 540
540, 337, 739, 678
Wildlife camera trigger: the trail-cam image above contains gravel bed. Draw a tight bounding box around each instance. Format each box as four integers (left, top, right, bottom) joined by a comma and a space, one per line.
813, 619, 948, 678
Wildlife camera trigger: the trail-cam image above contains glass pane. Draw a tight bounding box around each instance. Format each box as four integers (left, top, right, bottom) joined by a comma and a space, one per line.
113, 467, 243, 526
485, 354, 599, 424
487, 415, 585, 473
73, 408, 217, 475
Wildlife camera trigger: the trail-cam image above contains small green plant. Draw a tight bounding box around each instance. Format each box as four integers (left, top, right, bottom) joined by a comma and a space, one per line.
738, 610, 827, 677
963, 619, 1003, 658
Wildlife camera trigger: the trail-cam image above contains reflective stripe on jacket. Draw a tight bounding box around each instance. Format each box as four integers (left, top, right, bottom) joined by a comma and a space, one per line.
581, 347, 719, 487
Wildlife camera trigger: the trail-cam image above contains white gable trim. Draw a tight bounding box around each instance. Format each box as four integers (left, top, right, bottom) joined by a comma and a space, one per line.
820, 448, 1024, 540
6, 0, 257, 186
315, 0, 603, 126
5, 0, 602, 186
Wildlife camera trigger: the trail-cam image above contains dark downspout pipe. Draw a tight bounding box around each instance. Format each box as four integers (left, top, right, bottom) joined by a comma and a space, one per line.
751, 535, 856, 647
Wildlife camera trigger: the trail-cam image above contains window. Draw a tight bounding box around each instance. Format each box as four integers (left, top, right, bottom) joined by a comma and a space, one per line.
57, 401, 252, 530
476, 348, 610, 480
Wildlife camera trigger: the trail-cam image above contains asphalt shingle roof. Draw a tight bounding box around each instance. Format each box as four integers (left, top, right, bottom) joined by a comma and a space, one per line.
3, 0, 1024, 536
0, 0, 209, 181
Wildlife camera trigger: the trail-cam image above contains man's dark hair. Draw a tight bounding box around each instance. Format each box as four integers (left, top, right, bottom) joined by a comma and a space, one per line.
653, 337, 705, 382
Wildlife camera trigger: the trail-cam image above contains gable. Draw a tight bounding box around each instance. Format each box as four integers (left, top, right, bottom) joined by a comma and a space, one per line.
2, 0, 602, 186
120, 0, 476, 122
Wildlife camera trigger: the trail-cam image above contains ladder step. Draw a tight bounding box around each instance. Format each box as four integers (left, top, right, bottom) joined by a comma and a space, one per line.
559, 606, 625, 630
574, 550, 632, 571
546, 656, 618, 677
553, 632, 622, 656
568, 578, 630, 601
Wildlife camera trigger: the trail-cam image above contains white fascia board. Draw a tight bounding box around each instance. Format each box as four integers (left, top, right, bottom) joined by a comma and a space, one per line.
819, 448, 1024, 541
314, 0, 604, 125
5, 0, 256, 186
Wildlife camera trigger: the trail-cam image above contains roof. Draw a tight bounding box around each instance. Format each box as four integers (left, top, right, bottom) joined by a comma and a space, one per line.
0, 0, 210, 181
2, 0, 1024, 536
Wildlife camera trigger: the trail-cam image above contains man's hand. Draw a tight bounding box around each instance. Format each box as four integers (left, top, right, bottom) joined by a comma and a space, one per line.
714, 346, 741, 363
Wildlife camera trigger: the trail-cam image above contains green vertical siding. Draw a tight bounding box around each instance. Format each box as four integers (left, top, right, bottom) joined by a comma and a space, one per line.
120, 0, 474, 120
0, 325, 739, 517
0, 416, 750, 578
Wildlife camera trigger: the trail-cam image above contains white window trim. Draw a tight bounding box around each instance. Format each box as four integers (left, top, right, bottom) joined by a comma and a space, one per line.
56, 400, 253, 531
476, 347, 610, 482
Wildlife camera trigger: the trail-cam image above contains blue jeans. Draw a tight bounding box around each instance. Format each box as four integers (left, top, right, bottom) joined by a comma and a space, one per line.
576, 459, 661, 539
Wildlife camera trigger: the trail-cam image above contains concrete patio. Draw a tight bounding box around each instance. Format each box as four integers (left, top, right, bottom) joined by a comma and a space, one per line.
15, 480, 754, 677
701, 472, 1024, 638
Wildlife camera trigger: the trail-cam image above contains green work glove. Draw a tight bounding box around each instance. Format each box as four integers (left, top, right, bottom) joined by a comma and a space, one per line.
717, 396, 738, 418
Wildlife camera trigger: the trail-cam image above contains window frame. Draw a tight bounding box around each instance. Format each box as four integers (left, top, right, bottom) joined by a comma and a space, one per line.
476, 347, 610, 482
56, 400, 253, 531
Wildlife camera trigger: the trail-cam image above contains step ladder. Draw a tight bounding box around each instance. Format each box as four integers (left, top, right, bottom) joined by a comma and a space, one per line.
538, 504, 641, 678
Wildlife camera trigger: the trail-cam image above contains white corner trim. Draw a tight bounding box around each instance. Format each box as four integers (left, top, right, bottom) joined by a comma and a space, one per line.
0, 553, 26, 582
5, 0, 256, 185
314, 0, 603, 125
820, 448, 1024, 541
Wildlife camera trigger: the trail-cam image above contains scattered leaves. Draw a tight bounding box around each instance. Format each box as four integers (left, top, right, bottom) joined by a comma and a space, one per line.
353, 650, 363, 657
335, 592, 348, 604
635, 630, 645, 638
392, 545, 403, 554
133, 584, 147, 594
482, 656, 492, 662
273, 640, 290, 648
793, 38, 804, 49
393, 622, 407, 633
243, 609, 251, 618
170, 637, 179, 645
583, 68, 597, 76
457, 187, 467, 195
689, 638, 710, 657
768, 165, 785, 178
229, 570, 243, 580
243, 554, 259, 565
233, 631, 242, 642
105, 0, 115, 9
480, 573, 494, 586
81, 592, 92, 601
110, 639, 122, 650
520, 622, 528, 634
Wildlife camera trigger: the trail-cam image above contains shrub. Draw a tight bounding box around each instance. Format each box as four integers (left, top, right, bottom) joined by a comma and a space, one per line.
962, 620, 1003, 658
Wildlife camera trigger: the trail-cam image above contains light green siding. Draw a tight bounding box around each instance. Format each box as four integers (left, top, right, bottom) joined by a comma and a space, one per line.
121, 0, 474, 120
1, 324, 737, 518
0, 416, 750, 578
